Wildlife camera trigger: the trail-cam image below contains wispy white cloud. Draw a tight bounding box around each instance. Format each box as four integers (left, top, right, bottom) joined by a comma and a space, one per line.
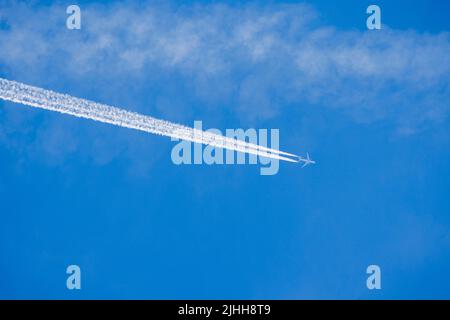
2, 2, 449, 122
0, 1, 449, 165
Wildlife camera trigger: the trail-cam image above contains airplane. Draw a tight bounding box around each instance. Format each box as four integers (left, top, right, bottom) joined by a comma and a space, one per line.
298, 152, 316, 168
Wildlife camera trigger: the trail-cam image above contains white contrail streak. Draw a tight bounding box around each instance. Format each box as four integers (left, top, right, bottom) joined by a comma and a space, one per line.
0, 78, 300, 163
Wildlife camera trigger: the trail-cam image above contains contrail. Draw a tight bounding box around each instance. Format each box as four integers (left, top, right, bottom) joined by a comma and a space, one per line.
0, 78, 300, 163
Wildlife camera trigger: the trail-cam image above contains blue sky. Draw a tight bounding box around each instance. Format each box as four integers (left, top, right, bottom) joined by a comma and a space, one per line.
0, 0, 449, 299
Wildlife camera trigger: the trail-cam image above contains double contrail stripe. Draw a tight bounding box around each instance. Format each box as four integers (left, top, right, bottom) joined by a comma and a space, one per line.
0, 78, 299, 163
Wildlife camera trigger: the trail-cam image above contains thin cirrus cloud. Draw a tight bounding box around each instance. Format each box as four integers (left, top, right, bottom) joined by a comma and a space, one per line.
0, 1, 449, 133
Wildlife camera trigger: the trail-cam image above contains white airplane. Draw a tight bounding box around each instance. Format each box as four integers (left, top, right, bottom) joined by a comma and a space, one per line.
298, 152, 316, 168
